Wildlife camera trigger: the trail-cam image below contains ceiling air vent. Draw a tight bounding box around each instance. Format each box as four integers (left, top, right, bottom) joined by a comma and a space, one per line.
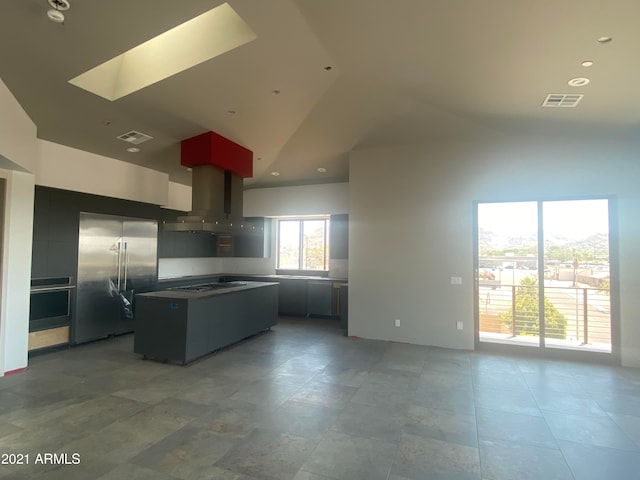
542, 94, 584, 108
116, 130, 153, 145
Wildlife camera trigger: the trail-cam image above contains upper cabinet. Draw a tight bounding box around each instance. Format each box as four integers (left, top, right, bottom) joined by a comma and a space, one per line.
330, 214, 349, 259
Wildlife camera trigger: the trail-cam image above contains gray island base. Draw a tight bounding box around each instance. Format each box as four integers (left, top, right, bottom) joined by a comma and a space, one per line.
134, 281, 279, 364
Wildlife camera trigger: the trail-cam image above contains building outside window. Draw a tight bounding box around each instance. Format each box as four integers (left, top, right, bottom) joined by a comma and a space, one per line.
277, 217, 329, 271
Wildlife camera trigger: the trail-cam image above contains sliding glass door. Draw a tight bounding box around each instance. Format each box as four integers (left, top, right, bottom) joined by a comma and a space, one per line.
476, 198, 613, 355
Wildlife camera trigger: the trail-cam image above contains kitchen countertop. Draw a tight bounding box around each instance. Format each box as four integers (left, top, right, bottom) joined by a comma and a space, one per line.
138, 281, 279, 300
158, 273, 348, 284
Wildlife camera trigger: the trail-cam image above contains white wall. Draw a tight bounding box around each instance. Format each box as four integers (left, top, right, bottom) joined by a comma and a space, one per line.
244, 182, 349, 216
0, 76, 37, 375
36, 140, 170, 207
349, 133, 640, 367
0, 170, 34, 374
0, 78, 38, 174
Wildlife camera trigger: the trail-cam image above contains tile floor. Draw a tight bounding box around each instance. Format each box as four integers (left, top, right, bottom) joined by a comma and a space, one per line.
0, 317, 639, 480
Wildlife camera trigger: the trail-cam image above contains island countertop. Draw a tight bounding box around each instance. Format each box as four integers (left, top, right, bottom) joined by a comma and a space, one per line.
137, 281, 279, 300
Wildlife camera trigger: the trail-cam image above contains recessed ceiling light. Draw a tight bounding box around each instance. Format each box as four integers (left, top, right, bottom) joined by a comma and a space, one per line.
568, 77, 590, 87
126, 147, 140, 153
597, 36, 612, 44
581, 60, 594, 67
271, 171, 280, 176
317, 167, 327, 173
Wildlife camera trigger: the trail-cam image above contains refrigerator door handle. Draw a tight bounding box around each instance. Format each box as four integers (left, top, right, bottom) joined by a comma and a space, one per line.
116, 241, 122, 291
123, 242, 129, 291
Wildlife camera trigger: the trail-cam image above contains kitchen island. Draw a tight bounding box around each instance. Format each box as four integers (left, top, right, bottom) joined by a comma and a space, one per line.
134, 281, 278, 364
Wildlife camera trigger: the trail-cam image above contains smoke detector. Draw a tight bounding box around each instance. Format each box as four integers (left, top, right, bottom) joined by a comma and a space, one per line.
47, 0, 70, 23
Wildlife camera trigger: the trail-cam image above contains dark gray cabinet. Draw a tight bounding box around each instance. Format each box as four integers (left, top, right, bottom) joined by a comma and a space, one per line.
330, 214, 349, 259
278, 279, 308, 316
307, 280, 333, 316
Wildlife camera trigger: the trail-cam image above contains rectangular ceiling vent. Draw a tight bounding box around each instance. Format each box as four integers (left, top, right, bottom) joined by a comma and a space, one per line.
542, 94, 584, 107
116, 130, 153, 145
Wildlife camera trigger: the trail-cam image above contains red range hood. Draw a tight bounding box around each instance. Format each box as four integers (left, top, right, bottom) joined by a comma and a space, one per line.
164, 132, 261, 235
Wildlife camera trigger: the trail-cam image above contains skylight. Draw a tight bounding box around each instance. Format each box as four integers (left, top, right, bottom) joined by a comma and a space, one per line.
68, 3, 256, 101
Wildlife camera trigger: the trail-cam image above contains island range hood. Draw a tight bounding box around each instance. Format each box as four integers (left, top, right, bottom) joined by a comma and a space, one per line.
164, 131, 262, 235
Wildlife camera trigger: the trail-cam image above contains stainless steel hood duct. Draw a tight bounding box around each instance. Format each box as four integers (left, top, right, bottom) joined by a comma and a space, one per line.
163, 131, 262, 235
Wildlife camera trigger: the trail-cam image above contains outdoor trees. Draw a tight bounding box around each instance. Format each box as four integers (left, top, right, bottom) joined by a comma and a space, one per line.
499, 277, 567, 339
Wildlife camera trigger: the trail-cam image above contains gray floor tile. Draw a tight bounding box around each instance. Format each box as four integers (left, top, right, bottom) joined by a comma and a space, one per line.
474, 386, 541, 417
349, 385, 412, 413
391, 432, 481, 480
590, 390, 640, 416
0, 318, 638, 480
534, 389, 607, 417
95, 462, 180, 480
559, 439, 640, 480
302, 430, 396, 480
476, 407, 557, 449
316, 364, 371, 388
332, 402, 404, 443
228, 379, 302, 408
472, 369, 530, 393
608, 412, 640, 446
405, 405, 478, 448
544, 411, 638, 451
215, 429, 317, 480
259, 399, 339, 439
131, 424, 237, 478
171, 375, 242, 405
413, 386, 476, 415
290, 383, 357, 409
479, 438, 573, 480
418, 368, 474, 391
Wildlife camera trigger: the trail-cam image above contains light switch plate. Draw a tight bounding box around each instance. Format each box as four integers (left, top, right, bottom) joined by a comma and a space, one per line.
451, 276, 462, 285
456, 321, 463, 330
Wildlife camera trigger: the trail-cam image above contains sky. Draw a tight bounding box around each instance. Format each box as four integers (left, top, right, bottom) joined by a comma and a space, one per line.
478, 199, 609, 240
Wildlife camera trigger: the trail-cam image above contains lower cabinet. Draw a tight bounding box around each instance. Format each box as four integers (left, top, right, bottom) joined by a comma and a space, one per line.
278, 280, 308, 316
307, 281, 333, 316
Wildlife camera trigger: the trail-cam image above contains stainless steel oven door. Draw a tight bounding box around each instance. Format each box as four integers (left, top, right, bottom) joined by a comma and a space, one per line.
29, 279, 74, 331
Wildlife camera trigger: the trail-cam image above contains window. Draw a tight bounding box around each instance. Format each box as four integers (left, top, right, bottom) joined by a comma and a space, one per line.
277, 217, 329, 271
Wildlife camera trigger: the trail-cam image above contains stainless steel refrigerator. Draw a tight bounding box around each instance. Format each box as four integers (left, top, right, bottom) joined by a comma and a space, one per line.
75, 212, 158, 344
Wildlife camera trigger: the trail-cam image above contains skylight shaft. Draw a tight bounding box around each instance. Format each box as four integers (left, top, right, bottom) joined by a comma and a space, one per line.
68, 3, 256, 101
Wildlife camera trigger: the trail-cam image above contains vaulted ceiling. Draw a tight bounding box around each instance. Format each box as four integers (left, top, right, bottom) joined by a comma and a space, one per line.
1, 0, 638, 188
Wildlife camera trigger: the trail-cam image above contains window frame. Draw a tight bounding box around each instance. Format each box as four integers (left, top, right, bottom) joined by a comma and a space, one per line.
276, 216, 330, 272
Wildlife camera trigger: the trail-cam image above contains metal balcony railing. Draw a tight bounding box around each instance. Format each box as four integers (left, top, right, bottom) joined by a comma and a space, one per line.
478, 284, 611, 351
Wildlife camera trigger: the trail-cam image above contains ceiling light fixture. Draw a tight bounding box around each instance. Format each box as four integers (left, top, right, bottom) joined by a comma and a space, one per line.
568, 77, 590, 87
581, 60, 594, 67
597, 36, 612, 44
126, 147, 140, 153
317, 167, 327, 173
271, 171, 280, 176
46, 0, 70, 24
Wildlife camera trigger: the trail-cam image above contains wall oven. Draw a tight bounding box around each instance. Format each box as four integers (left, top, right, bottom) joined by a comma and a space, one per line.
29, 277, 74, 332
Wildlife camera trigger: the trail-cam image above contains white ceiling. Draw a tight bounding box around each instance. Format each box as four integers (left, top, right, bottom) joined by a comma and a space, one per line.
1, 0, 638, 188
